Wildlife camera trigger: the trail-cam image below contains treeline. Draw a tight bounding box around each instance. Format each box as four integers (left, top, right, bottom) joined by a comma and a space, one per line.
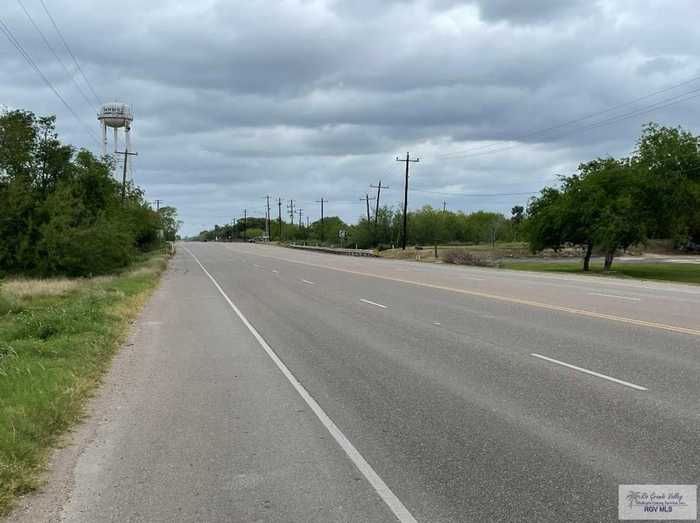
196, 207, 518, 249
0, 110, 179, 277
525, 123, 700, 271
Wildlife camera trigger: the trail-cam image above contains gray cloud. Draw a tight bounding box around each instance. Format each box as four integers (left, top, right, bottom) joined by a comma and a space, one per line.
1, 0, 699, 235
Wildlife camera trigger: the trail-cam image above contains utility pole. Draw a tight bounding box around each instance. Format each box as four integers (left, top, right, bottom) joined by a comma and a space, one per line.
297, 208, 306, 240
306, 216, 310, 228
361, 194, 376, 224
315, 197, 325, 243
153, 199, 163, 212
264, 195, 271, 239
369, 181, 389, 229
287, 199, 295, 225
242, 208, 247, 241
442, 201, 447, 213
115, 148, 138, 204
396, 152, 420, 250
277, 198, 283, 240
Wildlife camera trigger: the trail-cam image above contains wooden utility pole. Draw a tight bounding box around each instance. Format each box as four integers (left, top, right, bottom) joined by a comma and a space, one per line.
369, 181, 388, 229
277, 198, 283, 240
315, 197, 325, 243
265, 195, 271, 239
396, 152, 419, 250
288, 200, 295, 225
361, 193, 375, 223
242, 209, 247, 241
116, 149, 138, 204
361, 193, 376, 240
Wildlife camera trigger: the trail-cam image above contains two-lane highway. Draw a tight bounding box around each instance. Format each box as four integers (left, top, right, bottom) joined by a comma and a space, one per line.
19, 241, 699, 522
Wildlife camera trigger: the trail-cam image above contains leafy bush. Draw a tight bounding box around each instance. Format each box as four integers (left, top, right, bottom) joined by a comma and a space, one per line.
39, 218, 134, 276
442, 249, 496, 267
0, 294, 22, 316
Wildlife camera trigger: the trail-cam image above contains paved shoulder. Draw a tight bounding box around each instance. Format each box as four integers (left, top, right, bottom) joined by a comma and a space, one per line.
12, 251, 395, 522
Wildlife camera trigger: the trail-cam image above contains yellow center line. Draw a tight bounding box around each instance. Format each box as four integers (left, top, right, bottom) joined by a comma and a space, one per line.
223, 245, 700, 337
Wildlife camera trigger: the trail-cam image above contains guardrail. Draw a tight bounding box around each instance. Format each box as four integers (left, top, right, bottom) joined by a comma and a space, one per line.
287, 243, 377, 257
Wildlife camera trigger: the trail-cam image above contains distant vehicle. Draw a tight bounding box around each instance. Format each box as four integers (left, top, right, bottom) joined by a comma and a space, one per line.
247, 235, 270, 243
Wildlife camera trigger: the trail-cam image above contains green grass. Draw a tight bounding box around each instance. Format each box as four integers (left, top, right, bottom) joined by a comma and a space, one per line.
0, 251, 170, 515
502, 261, 700, 285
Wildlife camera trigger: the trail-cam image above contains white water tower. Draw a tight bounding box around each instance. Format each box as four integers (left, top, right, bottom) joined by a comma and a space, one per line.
98, 102, 134, 175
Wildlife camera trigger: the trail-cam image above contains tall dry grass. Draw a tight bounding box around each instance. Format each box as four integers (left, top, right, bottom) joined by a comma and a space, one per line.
1, 278, 81, 298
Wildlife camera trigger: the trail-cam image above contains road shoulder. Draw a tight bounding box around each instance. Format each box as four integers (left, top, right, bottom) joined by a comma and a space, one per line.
9, 250, 394, 522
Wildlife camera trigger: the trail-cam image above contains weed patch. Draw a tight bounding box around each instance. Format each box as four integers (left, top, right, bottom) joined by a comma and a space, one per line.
0, 250, 169, 516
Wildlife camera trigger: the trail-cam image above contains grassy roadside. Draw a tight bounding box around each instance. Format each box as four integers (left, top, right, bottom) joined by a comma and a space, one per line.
502, 261, 700, 285
0, 250, 171, 516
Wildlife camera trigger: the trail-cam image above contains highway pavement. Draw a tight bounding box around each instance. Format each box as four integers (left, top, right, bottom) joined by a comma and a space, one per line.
15, 241, 700, 522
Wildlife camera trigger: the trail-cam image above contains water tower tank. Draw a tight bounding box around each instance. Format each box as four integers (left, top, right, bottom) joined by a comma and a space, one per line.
98, 102, 133, 128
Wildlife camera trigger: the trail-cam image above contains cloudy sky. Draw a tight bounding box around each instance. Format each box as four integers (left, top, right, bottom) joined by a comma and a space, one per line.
2, 0, 699, 236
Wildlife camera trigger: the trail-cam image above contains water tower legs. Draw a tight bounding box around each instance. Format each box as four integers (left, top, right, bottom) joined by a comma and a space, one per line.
101, 122, 107, 157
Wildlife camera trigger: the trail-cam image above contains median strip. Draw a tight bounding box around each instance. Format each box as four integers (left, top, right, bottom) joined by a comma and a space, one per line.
531, 353, 648, 391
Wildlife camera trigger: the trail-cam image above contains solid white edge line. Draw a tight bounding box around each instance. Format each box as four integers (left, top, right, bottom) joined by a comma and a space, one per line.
588, 292, 641, 302
302, 279, 316, 285
530, 353, 648, 391
184, 247, 417, 523
360, 298, 388, 309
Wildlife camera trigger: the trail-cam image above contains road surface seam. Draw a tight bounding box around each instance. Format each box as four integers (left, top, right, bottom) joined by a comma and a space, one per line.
183, 247, 418, 523
227, 248, 700, 337
530, 353, 648, 391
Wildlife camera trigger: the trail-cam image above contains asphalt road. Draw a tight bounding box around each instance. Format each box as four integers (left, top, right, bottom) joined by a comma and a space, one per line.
16, 241, 700, 522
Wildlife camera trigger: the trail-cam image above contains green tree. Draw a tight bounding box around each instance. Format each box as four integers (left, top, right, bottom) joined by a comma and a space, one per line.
157, 206, 181, 241
0, 109, 172, 276
633, 123, 700, 243
526, 158, 646, 271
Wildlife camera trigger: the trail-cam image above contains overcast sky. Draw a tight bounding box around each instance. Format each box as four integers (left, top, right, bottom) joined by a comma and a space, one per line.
2, 0, 699, 236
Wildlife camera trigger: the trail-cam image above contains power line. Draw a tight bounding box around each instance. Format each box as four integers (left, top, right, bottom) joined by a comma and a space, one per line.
438, 87, 700, 161
412, 188, 539, 197
438, 75, 700, 160
16, 0, 97, 114
38, 0, 101, 107
0, 16, 100, 146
